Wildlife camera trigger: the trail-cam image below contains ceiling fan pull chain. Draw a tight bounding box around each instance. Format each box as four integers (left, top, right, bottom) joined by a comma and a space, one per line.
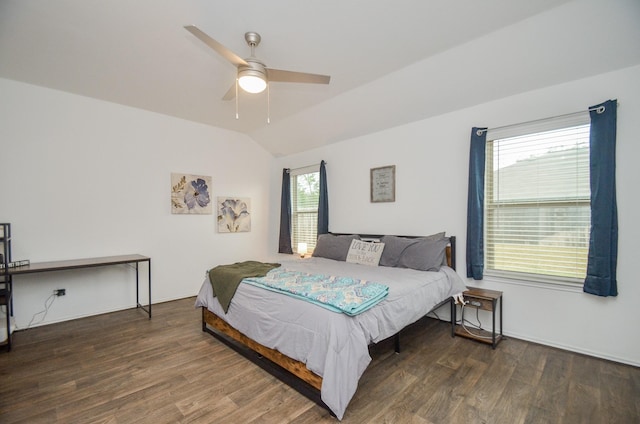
267, 84, 270, 124
235, 78, 239, 120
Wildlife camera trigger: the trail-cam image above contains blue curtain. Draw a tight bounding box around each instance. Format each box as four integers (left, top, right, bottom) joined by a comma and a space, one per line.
584, 99, 618, 297
278, 168, 293, 254
318, 160, 329, 235
466, 127, 487, 280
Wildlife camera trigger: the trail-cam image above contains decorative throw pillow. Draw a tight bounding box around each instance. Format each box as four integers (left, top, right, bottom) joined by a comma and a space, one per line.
312, 234, 361, 261
345, 239, 385, 266
397, 237, 449, 272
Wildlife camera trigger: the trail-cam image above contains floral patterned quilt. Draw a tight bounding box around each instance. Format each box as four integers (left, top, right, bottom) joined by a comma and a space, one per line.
243, 268, 389, 316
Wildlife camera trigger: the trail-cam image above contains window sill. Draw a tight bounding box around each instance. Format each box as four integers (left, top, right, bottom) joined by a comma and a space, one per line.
483, 271, 584, 294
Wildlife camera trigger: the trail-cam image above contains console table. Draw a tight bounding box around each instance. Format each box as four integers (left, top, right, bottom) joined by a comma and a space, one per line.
8, 254, 151, 319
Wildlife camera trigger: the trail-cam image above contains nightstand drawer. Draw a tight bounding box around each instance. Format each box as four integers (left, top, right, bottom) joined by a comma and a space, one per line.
466, 297, 494, 311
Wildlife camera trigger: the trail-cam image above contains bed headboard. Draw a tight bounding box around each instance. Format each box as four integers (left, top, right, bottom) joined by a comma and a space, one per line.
330, 233, 456, 270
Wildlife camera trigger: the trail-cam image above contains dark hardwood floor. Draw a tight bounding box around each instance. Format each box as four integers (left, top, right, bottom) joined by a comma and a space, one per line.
1, 297, 639, 423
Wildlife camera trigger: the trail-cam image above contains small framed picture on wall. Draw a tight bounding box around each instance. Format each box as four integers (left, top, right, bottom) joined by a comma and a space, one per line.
370, 165, 395, 203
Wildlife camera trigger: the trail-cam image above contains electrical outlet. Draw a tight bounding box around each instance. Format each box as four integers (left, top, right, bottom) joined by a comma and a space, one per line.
54, 289, 66, 296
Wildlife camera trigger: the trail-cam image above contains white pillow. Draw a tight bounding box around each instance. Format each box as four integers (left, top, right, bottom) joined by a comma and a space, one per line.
345, 239, 385, 266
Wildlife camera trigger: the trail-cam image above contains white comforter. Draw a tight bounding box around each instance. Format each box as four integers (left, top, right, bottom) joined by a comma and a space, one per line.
194, 257, 466, 420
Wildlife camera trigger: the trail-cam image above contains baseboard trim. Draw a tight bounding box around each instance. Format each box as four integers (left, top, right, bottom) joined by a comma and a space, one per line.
504, 331, 639, 367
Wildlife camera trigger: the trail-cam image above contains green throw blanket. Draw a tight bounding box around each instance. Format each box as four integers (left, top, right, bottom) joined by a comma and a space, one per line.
208, 261, 280, 313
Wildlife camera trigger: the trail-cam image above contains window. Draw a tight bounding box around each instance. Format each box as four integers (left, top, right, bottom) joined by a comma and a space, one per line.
485, 117, 590, 283
290, 166, 320, 254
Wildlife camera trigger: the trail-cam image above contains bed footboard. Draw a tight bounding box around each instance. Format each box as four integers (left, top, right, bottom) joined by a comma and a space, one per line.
202, 307, 324, 390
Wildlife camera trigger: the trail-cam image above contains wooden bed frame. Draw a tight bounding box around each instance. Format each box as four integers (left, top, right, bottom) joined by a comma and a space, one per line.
201, 234, 457, 410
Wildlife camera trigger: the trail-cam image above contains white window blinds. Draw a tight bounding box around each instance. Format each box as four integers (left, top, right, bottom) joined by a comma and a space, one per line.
485, 120, 591, 282
290, 166, 320, 254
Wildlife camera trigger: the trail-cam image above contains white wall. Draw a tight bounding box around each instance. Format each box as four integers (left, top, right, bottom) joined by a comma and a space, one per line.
0, 78, 273, 328
270, 64, 640, 366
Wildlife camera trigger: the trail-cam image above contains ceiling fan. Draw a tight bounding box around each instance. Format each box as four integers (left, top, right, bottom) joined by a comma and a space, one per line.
184, 25, 331, 100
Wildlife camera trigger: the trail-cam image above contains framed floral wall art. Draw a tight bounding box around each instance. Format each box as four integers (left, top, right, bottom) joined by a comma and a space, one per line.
171, 173, 212, 214
217, 197, 251, 233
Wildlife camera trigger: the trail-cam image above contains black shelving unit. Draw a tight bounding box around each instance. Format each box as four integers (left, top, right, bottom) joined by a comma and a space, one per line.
1, 223, 13, 351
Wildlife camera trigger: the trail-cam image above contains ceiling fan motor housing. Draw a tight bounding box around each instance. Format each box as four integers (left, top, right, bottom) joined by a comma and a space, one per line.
239, 58, 266, 77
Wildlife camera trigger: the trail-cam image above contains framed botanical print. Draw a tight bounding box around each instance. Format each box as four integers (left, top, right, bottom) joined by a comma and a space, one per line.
217, 197, 251, 233
171, 173, 212, 214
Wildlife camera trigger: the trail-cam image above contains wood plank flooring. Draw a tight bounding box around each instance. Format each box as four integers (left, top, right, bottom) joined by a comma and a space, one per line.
1, 297, 639, 423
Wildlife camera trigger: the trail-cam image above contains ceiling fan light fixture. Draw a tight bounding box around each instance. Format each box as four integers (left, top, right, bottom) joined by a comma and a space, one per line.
238, 69, 267, 94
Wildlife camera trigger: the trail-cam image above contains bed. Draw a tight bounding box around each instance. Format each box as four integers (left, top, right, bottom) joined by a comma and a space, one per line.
194, 233, 466, 420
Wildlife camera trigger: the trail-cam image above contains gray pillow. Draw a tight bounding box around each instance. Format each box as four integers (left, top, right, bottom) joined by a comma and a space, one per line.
379, 235, 419, 267
379, 232, 446, 267
312, 234, 361, 261
396, 237, 449, 271
420, 231, 446, 241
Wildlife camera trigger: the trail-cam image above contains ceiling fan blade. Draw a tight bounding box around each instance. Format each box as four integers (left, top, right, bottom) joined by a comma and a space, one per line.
266, 68, 330, 85
222, 82, 236, 101
184, 25, 248, 67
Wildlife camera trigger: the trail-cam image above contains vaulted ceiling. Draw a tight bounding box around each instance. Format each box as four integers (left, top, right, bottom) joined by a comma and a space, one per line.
1, 0, 639, 156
